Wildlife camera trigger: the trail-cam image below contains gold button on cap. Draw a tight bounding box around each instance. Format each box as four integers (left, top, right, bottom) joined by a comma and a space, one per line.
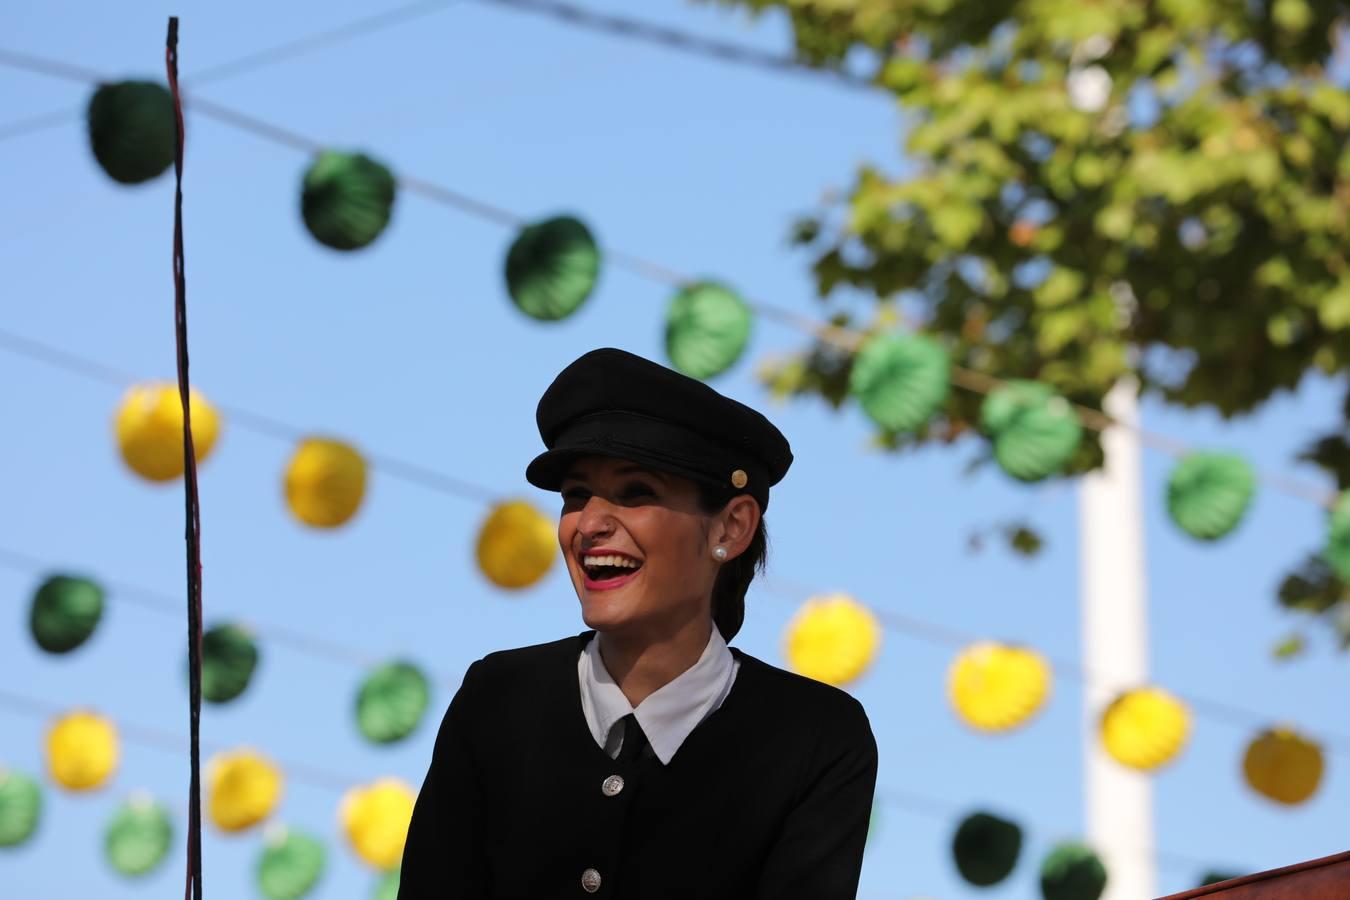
731, 469, 748, 489
582, 868, 602, 892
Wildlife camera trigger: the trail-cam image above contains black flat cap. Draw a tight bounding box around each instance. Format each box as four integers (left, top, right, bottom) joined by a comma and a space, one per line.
526, 348, 793, 511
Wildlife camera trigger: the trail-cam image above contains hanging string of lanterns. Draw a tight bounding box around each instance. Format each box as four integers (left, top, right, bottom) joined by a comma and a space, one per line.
6, 700, 421, 893
17, 557, 1334, 808
77, 74, 1348, 577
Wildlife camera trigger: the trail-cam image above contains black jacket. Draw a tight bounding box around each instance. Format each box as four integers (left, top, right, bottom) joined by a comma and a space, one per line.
399, 630, 879, 899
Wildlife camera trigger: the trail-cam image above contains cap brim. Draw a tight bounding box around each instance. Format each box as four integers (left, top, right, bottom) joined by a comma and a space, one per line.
525, 447, 729, 497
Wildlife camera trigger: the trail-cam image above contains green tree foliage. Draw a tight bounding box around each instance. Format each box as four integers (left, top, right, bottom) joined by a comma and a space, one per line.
707, 0, 1350, 648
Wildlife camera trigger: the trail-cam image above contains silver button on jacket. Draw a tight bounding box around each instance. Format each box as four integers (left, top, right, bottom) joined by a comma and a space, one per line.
601, 774, 624, 796
581, 867, 602, 892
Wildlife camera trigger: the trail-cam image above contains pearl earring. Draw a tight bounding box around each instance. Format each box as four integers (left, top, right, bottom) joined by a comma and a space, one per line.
712, 546, 728, 562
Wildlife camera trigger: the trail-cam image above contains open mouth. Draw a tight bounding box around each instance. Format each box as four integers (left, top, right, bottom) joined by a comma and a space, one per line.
580, 552, 643, 587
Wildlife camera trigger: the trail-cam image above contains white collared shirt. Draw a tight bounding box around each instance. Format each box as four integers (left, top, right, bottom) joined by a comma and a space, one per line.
577, 626, 740, 765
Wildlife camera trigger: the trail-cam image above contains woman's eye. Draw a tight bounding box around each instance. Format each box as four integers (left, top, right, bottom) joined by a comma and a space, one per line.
561, 488, 589, 503
621, 483, 655, 501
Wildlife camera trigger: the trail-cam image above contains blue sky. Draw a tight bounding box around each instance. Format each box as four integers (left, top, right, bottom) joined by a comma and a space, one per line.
1, 2, 1346, 898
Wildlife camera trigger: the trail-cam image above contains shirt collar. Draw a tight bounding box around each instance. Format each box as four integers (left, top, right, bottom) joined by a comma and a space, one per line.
578, 626, 736, 765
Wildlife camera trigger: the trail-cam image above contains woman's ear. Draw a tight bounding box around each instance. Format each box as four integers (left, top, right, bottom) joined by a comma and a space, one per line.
714, 495, 761, 560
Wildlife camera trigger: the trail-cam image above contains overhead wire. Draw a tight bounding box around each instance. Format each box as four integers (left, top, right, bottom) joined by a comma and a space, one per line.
0, 327, 500, 505
467, 0, 878, 93
0, 684, 363, 793
0, 0, 463, 146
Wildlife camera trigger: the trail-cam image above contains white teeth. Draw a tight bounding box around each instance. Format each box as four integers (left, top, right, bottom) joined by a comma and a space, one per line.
582, 554, 639, 569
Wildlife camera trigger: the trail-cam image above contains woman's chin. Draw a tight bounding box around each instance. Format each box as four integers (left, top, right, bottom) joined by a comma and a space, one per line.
579, 589, 638, 629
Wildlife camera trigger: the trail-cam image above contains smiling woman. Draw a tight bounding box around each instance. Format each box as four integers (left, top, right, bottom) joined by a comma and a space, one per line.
398, 348, 878, 900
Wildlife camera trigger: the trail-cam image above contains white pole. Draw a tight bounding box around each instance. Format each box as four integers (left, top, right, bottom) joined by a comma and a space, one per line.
1079, 375, 1156, 899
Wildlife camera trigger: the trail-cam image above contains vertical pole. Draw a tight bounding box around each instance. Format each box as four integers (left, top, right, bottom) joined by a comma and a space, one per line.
1080, 375, 1155, 899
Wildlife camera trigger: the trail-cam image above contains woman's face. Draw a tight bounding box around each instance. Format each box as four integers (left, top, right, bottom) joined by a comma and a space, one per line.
558, 456, 720, 637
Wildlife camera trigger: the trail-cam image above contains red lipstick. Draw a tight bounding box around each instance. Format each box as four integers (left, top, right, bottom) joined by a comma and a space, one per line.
578, 548, 643, 592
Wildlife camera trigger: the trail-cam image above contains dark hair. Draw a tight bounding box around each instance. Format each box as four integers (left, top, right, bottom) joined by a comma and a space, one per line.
695, 484, 768, 643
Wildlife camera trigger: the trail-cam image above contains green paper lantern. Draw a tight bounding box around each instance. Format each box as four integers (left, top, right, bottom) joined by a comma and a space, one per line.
0, 768, 42, 848
505, 215, 601, 321
665, 281, 752, 380
952, 810, 1023, 887
199, 623, 260, 704
980, 380, 1082, 482
1040, 841, 1107, 900
30, 574, 104, 654
104, 793, 173, 877
374, 865, 400, 900
356, 661, 430, 744
849, 334, 950, 432
1166, 453, 1256, 540
1324, 491, 1350, 581
258, 826, 326, 900
87, 81, 175, 185
1198, 870, 1242, 887
301, 151, 396, 251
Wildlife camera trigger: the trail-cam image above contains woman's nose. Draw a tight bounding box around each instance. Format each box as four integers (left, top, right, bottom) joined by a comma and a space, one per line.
576, 495, 617, 539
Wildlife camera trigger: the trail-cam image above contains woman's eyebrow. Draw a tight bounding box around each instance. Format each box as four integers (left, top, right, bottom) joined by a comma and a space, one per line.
613, 464, 666, 482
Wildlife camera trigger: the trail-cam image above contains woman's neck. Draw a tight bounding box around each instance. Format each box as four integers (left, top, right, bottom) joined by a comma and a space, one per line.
597, 616, 713, 709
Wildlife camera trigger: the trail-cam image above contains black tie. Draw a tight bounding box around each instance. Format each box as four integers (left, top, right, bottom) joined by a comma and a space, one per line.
616, 713, 649, 764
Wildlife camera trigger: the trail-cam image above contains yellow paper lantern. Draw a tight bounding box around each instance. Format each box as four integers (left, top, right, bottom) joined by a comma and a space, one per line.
47, 709, 119, 791
339, 777, 415, 870
782, 593, 882, 687
1243, 727, 1324, 805
115, 382, 221, 482
207, 749, 282, 832
475, 500, 556, 589
948, 642, 1051, 732
1100, 687, 1191, 771
284, 437, 367, 528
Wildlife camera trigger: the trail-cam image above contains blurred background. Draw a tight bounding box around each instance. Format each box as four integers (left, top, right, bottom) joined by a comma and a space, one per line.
1, 1, 1348, 898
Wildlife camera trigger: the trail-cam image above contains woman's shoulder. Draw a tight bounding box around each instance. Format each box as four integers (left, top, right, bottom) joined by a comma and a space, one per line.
729, 647, 873, 732
458, 631, 588, 691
